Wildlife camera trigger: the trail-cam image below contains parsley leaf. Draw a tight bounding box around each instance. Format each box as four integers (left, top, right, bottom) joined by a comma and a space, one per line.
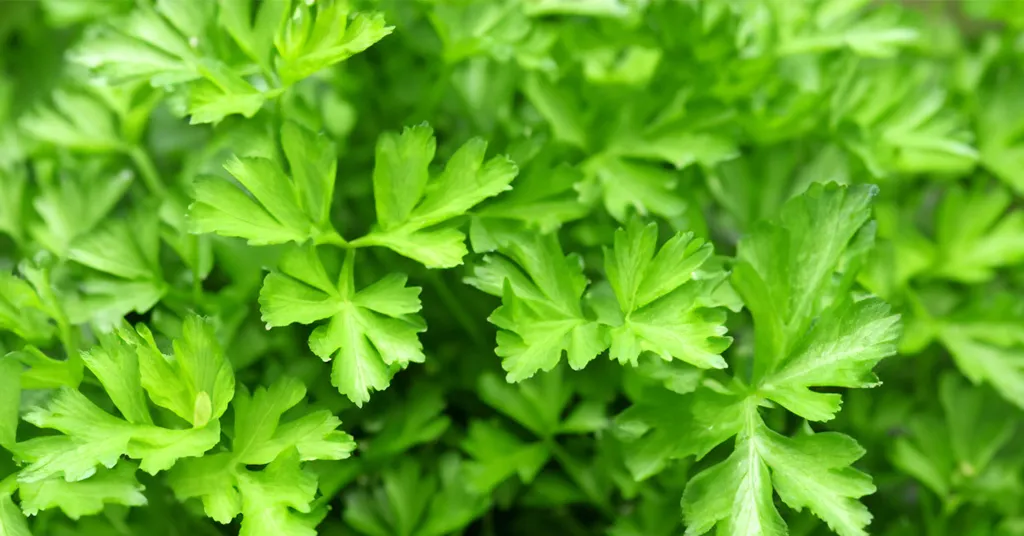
467, 230, 606, 381
259, 246, 425, 406
167, 376, 354, 534
603, 217, 731, 369
188, 122, 339, 246
361, 124, 519, 268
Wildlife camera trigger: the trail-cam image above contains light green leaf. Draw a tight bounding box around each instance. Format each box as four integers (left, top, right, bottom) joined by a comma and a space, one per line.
218, 0, 287, 69
0, 493, 31, 536
0, 357, 19, 450
15, 387, 219, 482
232, 377, 354, 465
80, 333, 151, 425
168, 376, 352, 530
10, 346, 83, 391
260, 247, 424, 405
67, 206, 168, 327
16, 389, 136, 483
683, 430, 786, 536
733, 182, 878, 381
366, 124, 518, 268
604, 218, 730, 368
0, 272, 54, 344
167, 453, 240, 523
588, 158, 688, 222
759, 429, 875, 536
236, 450, 318, 536
18, 88, 123, 153
759, 298, 900, 422
683, 410, 875, 536
522, 73, 587, 150
123, 315, 234, 427
281, 121, 337, 228
18, 464, 147, 520
189, 122, 338, 244
274, 1, 393, 85
468, 232, 607, 381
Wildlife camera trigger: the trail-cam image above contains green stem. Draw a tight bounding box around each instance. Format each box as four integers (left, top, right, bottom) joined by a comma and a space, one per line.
35, 267, 79, 360
314, 228, 350, 248
128, 146, 166, 196
190, 236, 204, 304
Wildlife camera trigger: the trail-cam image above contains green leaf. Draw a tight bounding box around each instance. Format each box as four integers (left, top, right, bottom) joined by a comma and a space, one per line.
615, 388, 744, 481
29, 163, 132, 257
168, 376, 353, 530
15, 387, 220, 482
758, 297, 900, 422
260, 247, 424, 405
274, 1, 393, 85
476, 371, 570, 438
67, 206, 168, 327
0, 357, 19, 450
123, 315, 235, 427
0, 271, 55, 344
522, 73, 587, 150
189, 128, 333, 245
929, 183, 1024, 283
978, 75, 1024, 194
71, 3, 264, 124
473, 159, 589, 235
733, 182, 878, 381
366, 124, 519, 268
0, 165, 26, 243
892, 374, 1018, 502
19, 88, 123, 153
217, 0, 287, 69
79, 333, 151, 425
235, 450, 318, 536
0, 493, 31, 536
940, 328, 1024, 411
362, 385, 450, 460
683, 409, 875, 536
603, 218, 730, 368
461, 420, 549, 493
522, 0, 632, 17
344, 456, 488, 536
587, 158, 688, 222
467, 232, 607, 381
18, 464, 147, 520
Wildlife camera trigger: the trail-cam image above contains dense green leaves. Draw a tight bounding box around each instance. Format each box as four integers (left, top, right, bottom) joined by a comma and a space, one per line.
2, 0, 1023, 535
